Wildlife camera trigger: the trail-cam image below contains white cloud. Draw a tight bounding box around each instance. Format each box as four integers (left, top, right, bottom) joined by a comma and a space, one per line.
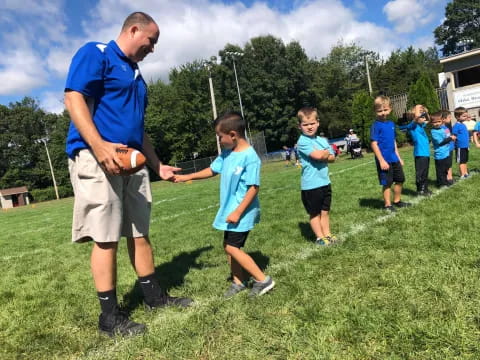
0, 48, 48, 95
383, 0, 435, 33
0, 0, 443, 103
39, 91, 65, 114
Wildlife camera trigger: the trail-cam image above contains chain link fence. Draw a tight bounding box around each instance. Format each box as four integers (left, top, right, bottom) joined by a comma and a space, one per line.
175, 131, 270, 174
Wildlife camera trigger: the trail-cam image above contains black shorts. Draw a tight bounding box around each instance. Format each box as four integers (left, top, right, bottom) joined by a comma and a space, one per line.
285, 154, 291, 161
223, 231, 249, 248
456, 148, 469, 164
301, 184, 332, 216
376, 160, 405, 186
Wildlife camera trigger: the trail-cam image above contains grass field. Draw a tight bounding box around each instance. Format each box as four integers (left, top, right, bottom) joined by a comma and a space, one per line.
1, 146, 480, 360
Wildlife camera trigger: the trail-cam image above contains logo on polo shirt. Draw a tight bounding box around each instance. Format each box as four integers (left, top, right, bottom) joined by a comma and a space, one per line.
234, 166, 243, 175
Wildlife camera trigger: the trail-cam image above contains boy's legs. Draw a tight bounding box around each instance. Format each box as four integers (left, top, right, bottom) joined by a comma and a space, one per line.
309, 214, 326, 239
382, 186, 392, 207
393, 183, 402, 203
415, 156, 430, 193
224, 244, 265, 282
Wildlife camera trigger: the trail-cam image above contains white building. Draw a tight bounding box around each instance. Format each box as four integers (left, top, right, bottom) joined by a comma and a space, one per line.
439, 47, 480, 118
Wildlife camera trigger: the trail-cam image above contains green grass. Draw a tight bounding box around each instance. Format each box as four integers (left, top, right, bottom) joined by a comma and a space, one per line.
1, 146, 480, 359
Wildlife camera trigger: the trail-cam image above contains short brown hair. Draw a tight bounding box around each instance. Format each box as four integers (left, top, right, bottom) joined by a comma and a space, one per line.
374, 95, 391, 111
121, 12, 156, 31
430, 110, 443, 121
297, 107, 318, 123
454, 106, 467, 119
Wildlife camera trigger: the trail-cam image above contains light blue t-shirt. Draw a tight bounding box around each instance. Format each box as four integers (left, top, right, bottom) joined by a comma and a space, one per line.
210, 147, 260, 232
406, 121, 430, 157
297, 134, 334, 190
431, 125, 451, 160
474, 122, 480, 133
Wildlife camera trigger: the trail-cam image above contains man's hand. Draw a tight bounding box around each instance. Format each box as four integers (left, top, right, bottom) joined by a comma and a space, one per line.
159, 164, 181, 181
226, 211, 241, 224
91, 141, 125, 175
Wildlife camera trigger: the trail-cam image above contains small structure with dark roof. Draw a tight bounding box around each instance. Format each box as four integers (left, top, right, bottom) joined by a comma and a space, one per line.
0, 186, 30, 209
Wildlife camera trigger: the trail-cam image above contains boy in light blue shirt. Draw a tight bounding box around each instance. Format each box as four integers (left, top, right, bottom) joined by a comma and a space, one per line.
296, 107, 336, 246
406, 104, 431, 195
175, 111, 274, 298
430, 111, 456, 187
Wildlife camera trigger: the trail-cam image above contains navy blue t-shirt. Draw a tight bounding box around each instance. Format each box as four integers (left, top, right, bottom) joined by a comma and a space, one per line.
65, 41, 148, 158
370, 119, 399, 163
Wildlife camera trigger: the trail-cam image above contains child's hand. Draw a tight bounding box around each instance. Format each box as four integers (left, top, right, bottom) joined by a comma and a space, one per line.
451, 135, 457, 141
159, 165, 181, 181
226, 211, 241, 224
174, 174, 190, 183
380, 159, 390, 170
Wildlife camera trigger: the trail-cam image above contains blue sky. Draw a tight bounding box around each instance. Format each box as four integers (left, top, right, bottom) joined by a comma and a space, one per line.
0, 0, 450, 113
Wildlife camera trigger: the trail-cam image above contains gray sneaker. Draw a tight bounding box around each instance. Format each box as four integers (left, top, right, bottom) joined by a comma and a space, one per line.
224, 282, 247, 298
249, 276, 275, 297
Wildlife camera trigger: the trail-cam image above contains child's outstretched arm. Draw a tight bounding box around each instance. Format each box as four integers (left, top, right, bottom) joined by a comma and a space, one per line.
174, 167, 216, 183
226, 185, 259, 224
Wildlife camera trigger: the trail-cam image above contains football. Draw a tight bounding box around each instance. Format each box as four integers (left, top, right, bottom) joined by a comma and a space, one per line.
116, 147, 146, 175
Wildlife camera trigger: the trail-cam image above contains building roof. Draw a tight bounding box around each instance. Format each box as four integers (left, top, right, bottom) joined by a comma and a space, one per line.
440, 48, 480, 64
0, 186, 29, 196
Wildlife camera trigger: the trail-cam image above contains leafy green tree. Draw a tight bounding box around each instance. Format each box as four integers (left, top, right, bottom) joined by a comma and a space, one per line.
434, 0, 480, 56
407, 73, 441, 113
351, 90, 374, 146
373, 47, 441, 96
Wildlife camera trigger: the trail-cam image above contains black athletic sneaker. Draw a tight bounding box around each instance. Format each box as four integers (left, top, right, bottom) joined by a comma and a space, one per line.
144, 293, 193, 310
384, 205, 396, 212
393, 201, 411, 208
98, 309, 146, 337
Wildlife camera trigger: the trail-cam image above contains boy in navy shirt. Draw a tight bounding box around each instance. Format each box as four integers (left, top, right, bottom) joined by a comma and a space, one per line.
370, 96, 410, 212
430, 111, 456, 187
296, 107, 337, 246
406, 104, 431, 195
452, 107, 470, 179
175, 111, 275, 298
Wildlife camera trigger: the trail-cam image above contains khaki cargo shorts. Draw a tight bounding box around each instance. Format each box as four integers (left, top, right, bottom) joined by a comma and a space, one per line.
68, 149, 152, 243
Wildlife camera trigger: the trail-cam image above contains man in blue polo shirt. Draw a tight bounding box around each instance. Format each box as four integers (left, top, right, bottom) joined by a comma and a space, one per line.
65, 12, 191, 337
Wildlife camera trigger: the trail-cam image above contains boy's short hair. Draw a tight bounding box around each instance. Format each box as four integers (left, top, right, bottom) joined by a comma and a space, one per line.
214, 111, 246, 136
374, 95, 391, 111
430, 111, 443, 121
407, 104, 429, 122
297, 107, 318, 123
440, 110, 451, 119
454, 107, 467, 119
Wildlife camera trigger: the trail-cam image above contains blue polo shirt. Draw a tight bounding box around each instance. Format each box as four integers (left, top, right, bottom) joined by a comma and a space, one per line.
452, 121, 469, 149
406, 121, 430, 157
210, 147, 261, 232
297, 134, 334, 190
431, 126, 451, 160
65, 40, 148, 158
370, 119, 399, 163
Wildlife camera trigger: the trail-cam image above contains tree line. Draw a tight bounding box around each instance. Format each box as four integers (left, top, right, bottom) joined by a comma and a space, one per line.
2, 0, 479, 199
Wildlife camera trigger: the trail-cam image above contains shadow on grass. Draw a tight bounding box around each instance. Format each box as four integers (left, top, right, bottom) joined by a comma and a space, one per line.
298, 222, 315, 242
247, 250, 270, 272
358, 198, 385, 209
122, 245, 213, 311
